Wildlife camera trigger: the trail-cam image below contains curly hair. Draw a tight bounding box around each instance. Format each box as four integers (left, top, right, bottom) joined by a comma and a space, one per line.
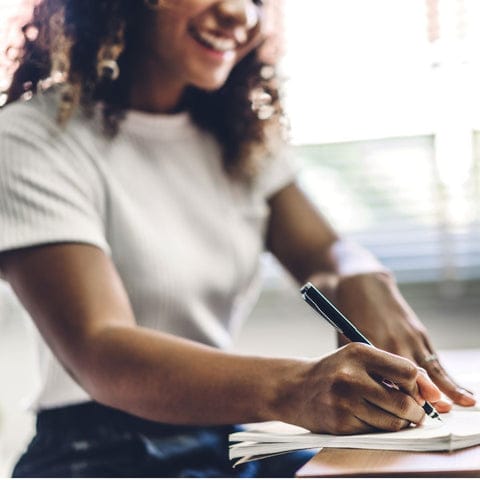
2, 0, 287, 177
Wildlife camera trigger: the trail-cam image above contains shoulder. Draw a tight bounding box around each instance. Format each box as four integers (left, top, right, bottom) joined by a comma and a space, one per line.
0, 92, 107, 213
0, 94, 64, 176
0, 91, 103, 175
0, 89, 105, 155
0, 94, 110, 256
0, 92, 60, 140
1, 89, 101, 142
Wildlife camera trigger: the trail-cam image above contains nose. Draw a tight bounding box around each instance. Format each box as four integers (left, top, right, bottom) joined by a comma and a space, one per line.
216, 0, 259, 31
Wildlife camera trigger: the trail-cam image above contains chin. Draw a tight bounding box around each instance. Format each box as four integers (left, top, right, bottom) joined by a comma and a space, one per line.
194, 80, 228, 92
200, 83, 227, 92
191, 71, 233, 92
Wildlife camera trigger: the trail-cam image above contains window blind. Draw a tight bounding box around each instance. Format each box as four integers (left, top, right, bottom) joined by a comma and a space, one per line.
295, 135, 480, 284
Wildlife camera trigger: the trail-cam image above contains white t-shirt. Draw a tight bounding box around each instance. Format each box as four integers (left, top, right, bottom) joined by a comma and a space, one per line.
0, 92, 296, 410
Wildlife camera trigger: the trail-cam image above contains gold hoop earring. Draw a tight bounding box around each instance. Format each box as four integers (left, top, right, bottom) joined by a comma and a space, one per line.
97, 58, 120, 81
96, 23, 125, 82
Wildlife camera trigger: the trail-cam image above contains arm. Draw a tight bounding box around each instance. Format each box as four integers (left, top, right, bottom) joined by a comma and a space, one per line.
0, 242, 439, 433
266, 182, 476, 408
0, 243, 286, 425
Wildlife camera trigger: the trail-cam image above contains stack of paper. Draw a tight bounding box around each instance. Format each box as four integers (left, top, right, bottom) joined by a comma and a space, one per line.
229, 409, 480, 464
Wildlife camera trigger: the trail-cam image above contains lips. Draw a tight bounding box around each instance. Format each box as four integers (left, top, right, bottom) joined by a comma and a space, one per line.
189, 28, 238, 53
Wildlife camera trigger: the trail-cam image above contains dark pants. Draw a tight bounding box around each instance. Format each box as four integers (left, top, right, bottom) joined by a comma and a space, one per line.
12, 402, 315, 477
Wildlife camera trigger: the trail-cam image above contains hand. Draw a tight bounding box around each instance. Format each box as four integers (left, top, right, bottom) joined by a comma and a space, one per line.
286, 343, 441, 434
333, 272, 476, 410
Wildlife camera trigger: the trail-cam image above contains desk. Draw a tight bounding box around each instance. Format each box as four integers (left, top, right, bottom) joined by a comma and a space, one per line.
296, 349, 480, 478
296, 446, 480, 477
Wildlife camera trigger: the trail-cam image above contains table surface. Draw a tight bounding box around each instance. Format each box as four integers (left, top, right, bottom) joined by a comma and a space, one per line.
296, 446, 480, 477
296, 349, 480, 478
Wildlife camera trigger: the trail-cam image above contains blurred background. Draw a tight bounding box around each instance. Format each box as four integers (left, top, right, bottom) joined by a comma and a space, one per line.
1, 0, 480, 475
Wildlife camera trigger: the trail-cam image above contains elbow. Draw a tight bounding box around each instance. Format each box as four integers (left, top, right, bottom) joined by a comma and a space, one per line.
57, 331, 124, 408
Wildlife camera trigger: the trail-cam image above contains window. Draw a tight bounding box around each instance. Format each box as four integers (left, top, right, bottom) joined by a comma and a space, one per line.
282, 0, 480, 144
277, 0, 480, 285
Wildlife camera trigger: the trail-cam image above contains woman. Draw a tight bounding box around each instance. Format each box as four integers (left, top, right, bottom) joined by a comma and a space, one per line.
0, 0, 475, 477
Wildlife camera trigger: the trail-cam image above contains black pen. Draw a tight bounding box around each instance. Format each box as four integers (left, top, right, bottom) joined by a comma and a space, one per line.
300, 282, 442, 423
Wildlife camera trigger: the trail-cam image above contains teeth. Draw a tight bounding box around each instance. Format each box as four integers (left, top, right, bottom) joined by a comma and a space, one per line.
194, 30, 236, 52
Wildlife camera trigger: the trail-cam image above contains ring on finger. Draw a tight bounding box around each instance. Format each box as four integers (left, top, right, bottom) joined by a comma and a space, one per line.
423, 353, 438, 364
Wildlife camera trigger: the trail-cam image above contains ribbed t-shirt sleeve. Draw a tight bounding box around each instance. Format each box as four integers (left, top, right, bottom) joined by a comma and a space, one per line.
0, 110, 110, 258
254, 144, 299, 199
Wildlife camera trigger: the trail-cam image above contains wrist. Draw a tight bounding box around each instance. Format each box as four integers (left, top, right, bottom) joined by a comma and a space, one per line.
264, 357, 313, 425
338, 270, 395, 287
307, 240, 392, 302
331, 239, 390, 277
335, 270, 396, 301
310, 271, 395, 306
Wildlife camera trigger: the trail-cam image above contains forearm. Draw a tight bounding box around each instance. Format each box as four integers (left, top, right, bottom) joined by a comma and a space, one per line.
73, 325, 449, 434
0, 243, 311, 426
266, 184, 388, 290
70, 324, 308, 426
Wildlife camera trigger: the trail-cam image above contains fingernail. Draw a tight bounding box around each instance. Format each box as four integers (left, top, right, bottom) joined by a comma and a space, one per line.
457, 389, 476, 405
458, 388, 475, 398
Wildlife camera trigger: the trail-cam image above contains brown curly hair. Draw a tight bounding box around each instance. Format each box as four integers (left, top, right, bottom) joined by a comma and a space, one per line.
2, 0, 286, 177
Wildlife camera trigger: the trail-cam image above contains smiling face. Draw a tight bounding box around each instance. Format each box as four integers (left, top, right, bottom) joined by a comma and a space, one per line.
136, 0, 265, 100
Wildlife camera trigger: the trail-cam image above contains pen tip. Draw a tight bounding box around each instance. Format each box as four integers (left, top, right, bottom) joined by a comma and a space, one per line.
431, 411, 443, 422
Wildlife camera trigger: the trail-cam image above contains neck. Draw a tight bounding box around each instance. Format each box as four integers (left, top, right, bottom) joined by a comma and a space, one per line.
129, 58, 186, 114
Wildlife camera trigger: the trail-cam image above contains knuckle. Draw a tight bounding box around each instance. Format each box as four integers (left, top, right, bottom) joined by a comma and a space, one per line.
387, 416, 409, 432
344, 342, 370, 357
403, 361, 418, 379
397, 360, 418, 386
396, 396, 412, 416
331, 369, 355, 395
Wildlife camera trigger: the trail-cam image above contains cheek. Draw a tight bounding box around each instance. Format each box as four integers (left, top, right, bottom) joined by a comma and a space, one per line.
146, 15, 187, 60
158, 0, 209, 21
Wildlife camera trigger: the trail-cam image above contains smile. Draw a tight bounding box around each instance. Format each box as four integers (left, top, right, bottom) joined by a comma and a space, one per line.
189, 28, 238, 53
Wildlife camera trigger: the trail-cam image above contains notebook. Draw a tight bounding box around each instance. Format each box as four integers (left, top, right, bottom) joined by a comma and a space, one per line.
229, 407, 480, 465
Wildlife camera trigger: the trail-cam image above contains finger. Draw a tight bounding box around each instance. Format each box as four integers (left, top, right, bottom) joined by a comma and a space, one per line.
363, 381, 425, 426
432, 398, 453, 414
416, 368, 441, 404
420, 357, 476, 407
320, 407, 376, 435
362, 347, 419, 398
355, 397, 414, 432
417, 334, 477, 405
